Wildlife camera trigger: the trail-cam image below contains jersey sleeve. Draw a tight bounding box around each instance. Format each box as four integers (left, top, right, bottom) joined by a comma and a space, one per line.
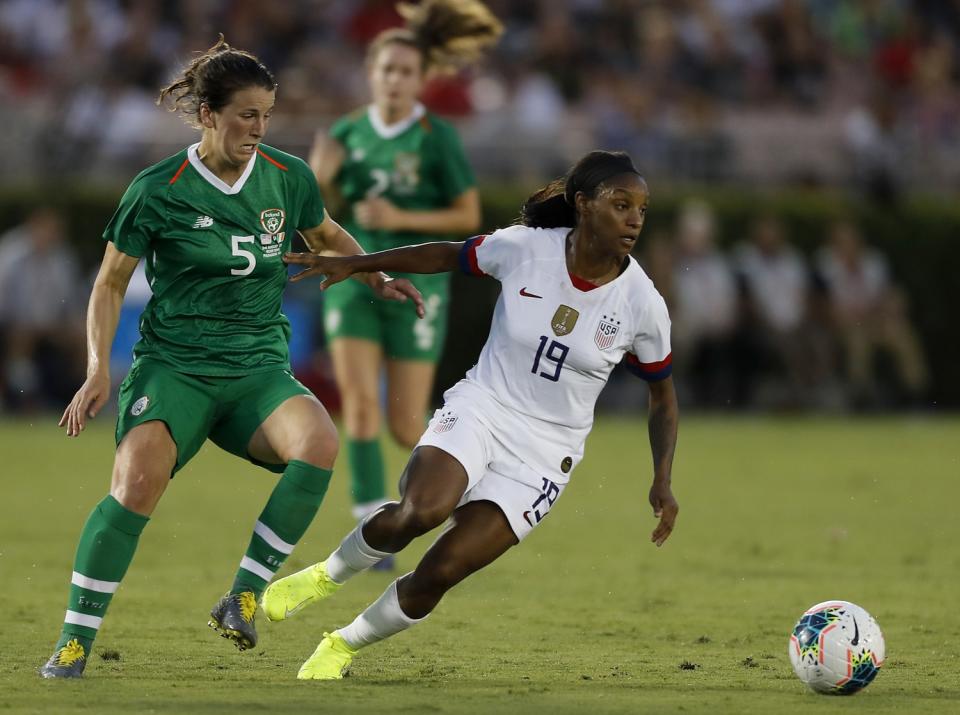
102, 179, 165, 258
458, 225, 529, 281
433, 123, 475, 201
624, 292, 673, 382
289, 156, 326, 230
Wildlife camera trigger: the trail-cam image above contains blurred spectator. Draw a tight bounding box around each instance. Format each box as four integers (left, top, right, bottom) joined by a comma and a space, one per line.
733, 215, 832, 408
2, 1, 960, 188
816, 219, 929, 408
0, 208, 84, 411
670, 200, 738, 407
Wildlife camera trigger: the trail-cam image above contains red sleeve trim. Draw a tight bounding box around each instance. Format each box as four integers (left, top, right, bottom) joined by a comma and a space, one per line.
624, 352, 673, 381
168, 158, 190, 185
257, 148, 288, 171
459, 235, 488, 276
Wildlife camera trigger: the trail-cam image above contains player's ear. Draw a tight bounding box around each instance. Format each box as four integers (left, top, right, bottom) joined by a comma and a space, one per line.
574, 190, 591, 216
199, 102, 216, 129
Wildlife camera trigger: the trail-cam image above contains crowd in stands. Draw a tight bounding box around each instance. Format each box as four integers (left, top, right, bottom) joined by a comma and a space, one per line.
0, 1, 942, 412
1, 0, 959, 190
0, 203, 929, 414
636, 201, 928, 412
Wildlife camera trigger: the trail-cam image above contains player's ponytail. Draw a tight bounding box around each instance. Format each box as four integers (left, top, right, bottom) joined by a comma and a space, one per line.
370, 0, 503, 73
158, 36, 276, 127
520, 151, 643, 229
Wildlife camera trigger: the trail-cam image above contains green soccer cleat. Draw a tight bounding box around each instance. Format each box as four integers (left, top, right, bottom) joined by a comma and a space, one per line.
297, 632, 358, 680
260, 561, 342, 623
38, 638, 87, 678
208, 591, 258, 651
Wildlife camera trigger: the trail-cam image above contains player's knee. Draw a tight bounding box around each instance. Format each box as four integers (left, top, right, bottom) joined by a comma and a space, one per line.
111, 466, 167, 514
286, 426, 339, 468
343, 396, 380, 439
397, 500, 450, 536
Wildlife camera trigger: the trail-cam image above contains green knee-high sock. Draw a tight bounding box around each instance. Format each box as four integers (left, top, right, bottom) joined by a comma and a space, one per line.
231, 460, 332, 598
56, 495, 150, 654
348, 438, 385, 514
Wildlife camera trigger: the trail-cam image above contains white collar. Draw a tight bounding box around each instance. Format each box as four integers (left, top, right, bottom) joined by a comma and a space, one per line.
187, 142, 257, 195
367, 103, 426, 140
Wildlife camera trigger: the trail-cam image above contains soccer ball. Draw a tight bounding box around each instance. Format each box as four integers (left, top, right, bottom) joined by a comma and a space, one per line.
788, 600, 885, 695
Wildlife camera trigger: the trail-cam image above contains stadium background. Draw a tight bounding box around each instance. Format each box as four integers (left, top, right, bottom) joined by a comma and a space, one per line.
1, 2, 958, 713
1, 0, 959, 412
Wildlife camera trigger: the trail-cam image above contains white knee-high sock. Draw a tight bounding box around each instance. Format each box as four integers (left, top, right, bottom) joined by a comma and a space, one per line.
336, 578, 425, 649
325, 505, 395, 584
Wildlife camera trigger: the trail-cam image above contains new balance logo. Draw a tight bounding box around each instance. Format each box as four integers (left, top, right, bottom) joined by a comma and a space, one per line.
519, 287, 542, 299
193, 215, 214, 228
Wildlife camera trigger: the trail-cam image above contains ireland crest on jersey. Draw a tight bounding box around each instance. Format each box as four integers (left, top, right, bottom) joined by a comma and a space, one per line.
595, 315, 621, 350
260, 208, 285, 235
551, 305, 579, 336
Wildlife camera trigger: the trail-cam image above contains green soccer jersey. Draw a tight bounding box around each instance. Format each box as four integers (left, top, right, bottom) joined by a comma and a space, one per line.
104, 143, 325, 376
330, 103, 475, 252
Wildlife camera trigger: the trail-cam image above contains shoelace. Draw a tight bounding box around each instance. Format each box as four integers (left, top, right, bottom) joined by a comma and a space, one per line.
55, 639, 86, 666
234, 592, 257, 623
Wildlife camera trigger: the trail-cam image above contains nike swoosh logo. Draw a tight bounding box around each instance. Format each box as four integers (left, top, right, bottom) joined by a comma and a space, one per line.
284, 598, 311, 618
519, 287, 542, 299
851, 616, 860, 646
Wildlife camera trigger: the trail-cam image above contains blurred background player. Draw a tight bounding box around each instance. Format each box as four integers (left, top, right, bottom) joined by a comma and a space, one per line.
308, 0, 501, 558
0, 207, 84, 411
267, 150, 678, 680
816, 218, 928, 408
39, 38, 422, 678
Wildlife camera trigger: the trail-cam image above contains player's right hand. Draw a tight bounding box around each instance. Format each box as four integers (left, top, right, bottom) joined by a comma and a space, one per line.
283, 252, 355, 289
59, 371, 111, 437
649, 481, 679, 548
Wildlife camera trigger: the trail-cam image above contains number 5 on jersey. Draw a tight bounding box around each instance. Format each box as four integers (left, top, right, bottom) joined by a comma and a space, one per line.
231, 235, 256, 276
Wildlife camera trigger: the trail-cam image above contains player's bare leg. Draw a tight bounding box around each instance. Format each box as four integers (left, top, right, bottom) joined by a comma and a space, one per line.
385, 359, 436, 449
40, 422, 175, 678
261, 446, 465, 622
297, 501, 517, 679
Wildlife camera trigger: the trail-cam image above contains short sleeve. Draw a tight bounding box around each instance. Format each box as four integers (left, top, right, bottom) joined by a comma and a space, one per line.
458, 225, 529, 281
434, 124, 475, 202
290, 157, 326, 230
624, 292, 673, 382
102, 180, 164, 258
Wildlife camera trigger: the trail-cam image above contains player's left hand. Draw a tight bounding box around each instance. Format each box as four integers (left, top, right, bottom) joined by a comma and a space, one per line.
649, 481, 678, 547
355, 197, 400, 230
373, 275, 425, 318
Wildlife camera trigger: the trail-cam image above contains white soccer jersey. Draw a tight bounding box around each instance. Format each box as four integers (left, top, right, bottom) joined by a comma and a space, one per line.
449, 224, 672, 482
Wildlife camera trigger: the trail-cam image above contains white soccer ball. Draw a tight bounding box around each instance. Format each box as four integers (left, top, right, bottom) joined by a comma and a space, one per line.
788, 600, 885, 695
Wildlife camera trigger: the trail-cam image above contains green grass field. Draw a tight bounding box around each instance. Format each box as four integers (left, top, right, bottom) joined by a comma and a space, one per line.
1, 415, 958, 714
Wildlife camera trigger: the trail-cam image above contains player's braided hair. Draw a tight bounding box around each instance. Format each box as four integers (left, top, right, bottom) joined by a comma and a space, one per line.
369, 0, 503, 73
520, 151, 642, 229
157, 36, 276, 127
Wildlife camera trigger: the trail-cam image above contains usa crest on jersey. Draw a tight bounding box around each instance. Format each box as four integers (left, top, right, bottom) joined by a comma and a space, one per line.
433, 411, 458, 433
595, 315, 621, 350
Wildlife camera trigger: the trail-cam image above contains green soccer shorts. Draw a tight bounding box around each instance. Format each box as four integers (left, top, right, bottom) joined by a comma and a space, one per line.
115, 359, 315, 475
321, 272, 449, 361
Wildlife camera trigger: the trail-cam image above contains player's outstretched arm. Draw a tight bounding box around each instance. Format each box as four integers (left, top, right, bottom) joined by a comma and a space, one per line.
298, 213, 429, 316
59, 243, 139, 437
646, 376, 679, 547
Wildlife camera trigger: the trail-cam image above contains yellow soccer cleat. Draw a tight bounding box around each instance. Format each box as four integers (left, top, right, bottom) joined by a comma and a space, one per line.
297, 632, 358, 680
261, 560, 342, 623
